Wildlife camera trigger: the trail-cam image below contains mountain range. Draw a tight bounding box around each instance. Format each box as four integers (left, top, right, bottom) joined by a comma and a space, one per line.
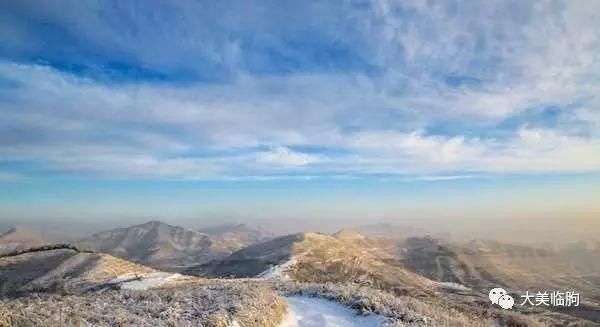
1, 221, 598, 326
77, 221, 272, 271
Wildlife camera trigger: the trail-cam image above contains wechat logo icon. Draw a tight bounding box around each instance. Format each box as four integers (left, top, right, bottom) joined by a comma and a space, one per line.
489, 288, 514, 310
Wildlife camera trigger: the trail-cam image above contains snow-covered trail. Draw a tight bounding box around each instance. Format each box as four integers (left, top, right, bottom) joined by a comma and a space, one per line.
279, 296, 385, 327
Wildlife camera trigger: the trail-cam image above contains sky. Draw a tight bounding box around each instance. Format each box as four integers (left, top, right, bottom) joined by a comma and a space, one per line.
0, 1, 599, 233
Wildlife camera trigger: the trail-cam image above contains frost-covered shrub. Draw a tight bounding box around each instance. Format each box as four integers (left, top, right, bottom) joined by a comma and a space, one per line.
0, 280, 286, 327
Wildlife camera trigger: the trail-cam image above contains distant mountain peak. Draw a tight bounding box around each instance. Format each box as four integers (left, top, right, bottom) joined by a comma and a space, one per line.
139, 220, 168, 228
78, 221, 270, 271
199, 223, 262, 235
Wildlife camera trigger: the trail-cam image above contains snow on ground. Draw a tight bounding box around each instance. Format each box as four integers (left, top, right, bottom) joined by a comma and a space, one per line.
111, 272, 189, 290
280, 296, 385, 327
257, 259, 296, 280
436, 281, 471, 291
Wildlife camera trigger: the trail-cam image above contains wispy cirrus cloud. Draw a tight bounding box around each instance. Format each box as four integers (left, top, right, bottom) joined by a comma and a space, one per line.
0, 0, 598, 180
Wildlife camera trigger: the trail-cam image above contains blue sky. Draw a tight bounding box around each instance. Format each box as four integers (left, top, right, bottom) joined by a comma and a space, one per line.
0, 1, 599, 222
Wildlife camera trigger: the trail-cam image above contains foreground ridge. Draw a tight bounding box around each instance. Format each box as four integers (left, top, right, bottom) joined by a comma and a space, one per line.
0, 243, 93, 259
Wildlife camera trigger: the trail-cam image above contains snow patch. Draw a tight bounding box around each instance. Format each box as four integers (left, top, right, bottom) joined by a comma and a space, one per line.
436, 281, 471, 291
257, 259, 296, 280
280, 296, 385, 327
111, 272, 188, 290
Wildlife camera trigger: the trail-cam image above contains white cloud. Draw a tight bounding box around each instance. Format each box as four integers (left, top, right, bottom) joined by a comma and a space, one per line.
409, 175, 474, 182
351, 130, 485, 164
255, 147, 319, 167
358, 127, 600, 173
490, 127, 600, 172
1, 60, 599, 179
0, 0, 599, 179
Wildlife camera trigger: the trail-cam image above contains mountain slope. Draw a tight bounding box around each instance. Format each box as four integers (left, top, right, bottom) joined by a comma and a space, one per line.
78, 221, 272, 271
188, 232, 435, 294
0, 246, 155, 295
458, 239, 600, 297
399, 237, 600, 297
0, 227, 46, 254
201, 223, 273, 256
398, 237, 600, 322
77, 221, 214, 270
327, 233, 600, 324
401, 236, 482, 287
